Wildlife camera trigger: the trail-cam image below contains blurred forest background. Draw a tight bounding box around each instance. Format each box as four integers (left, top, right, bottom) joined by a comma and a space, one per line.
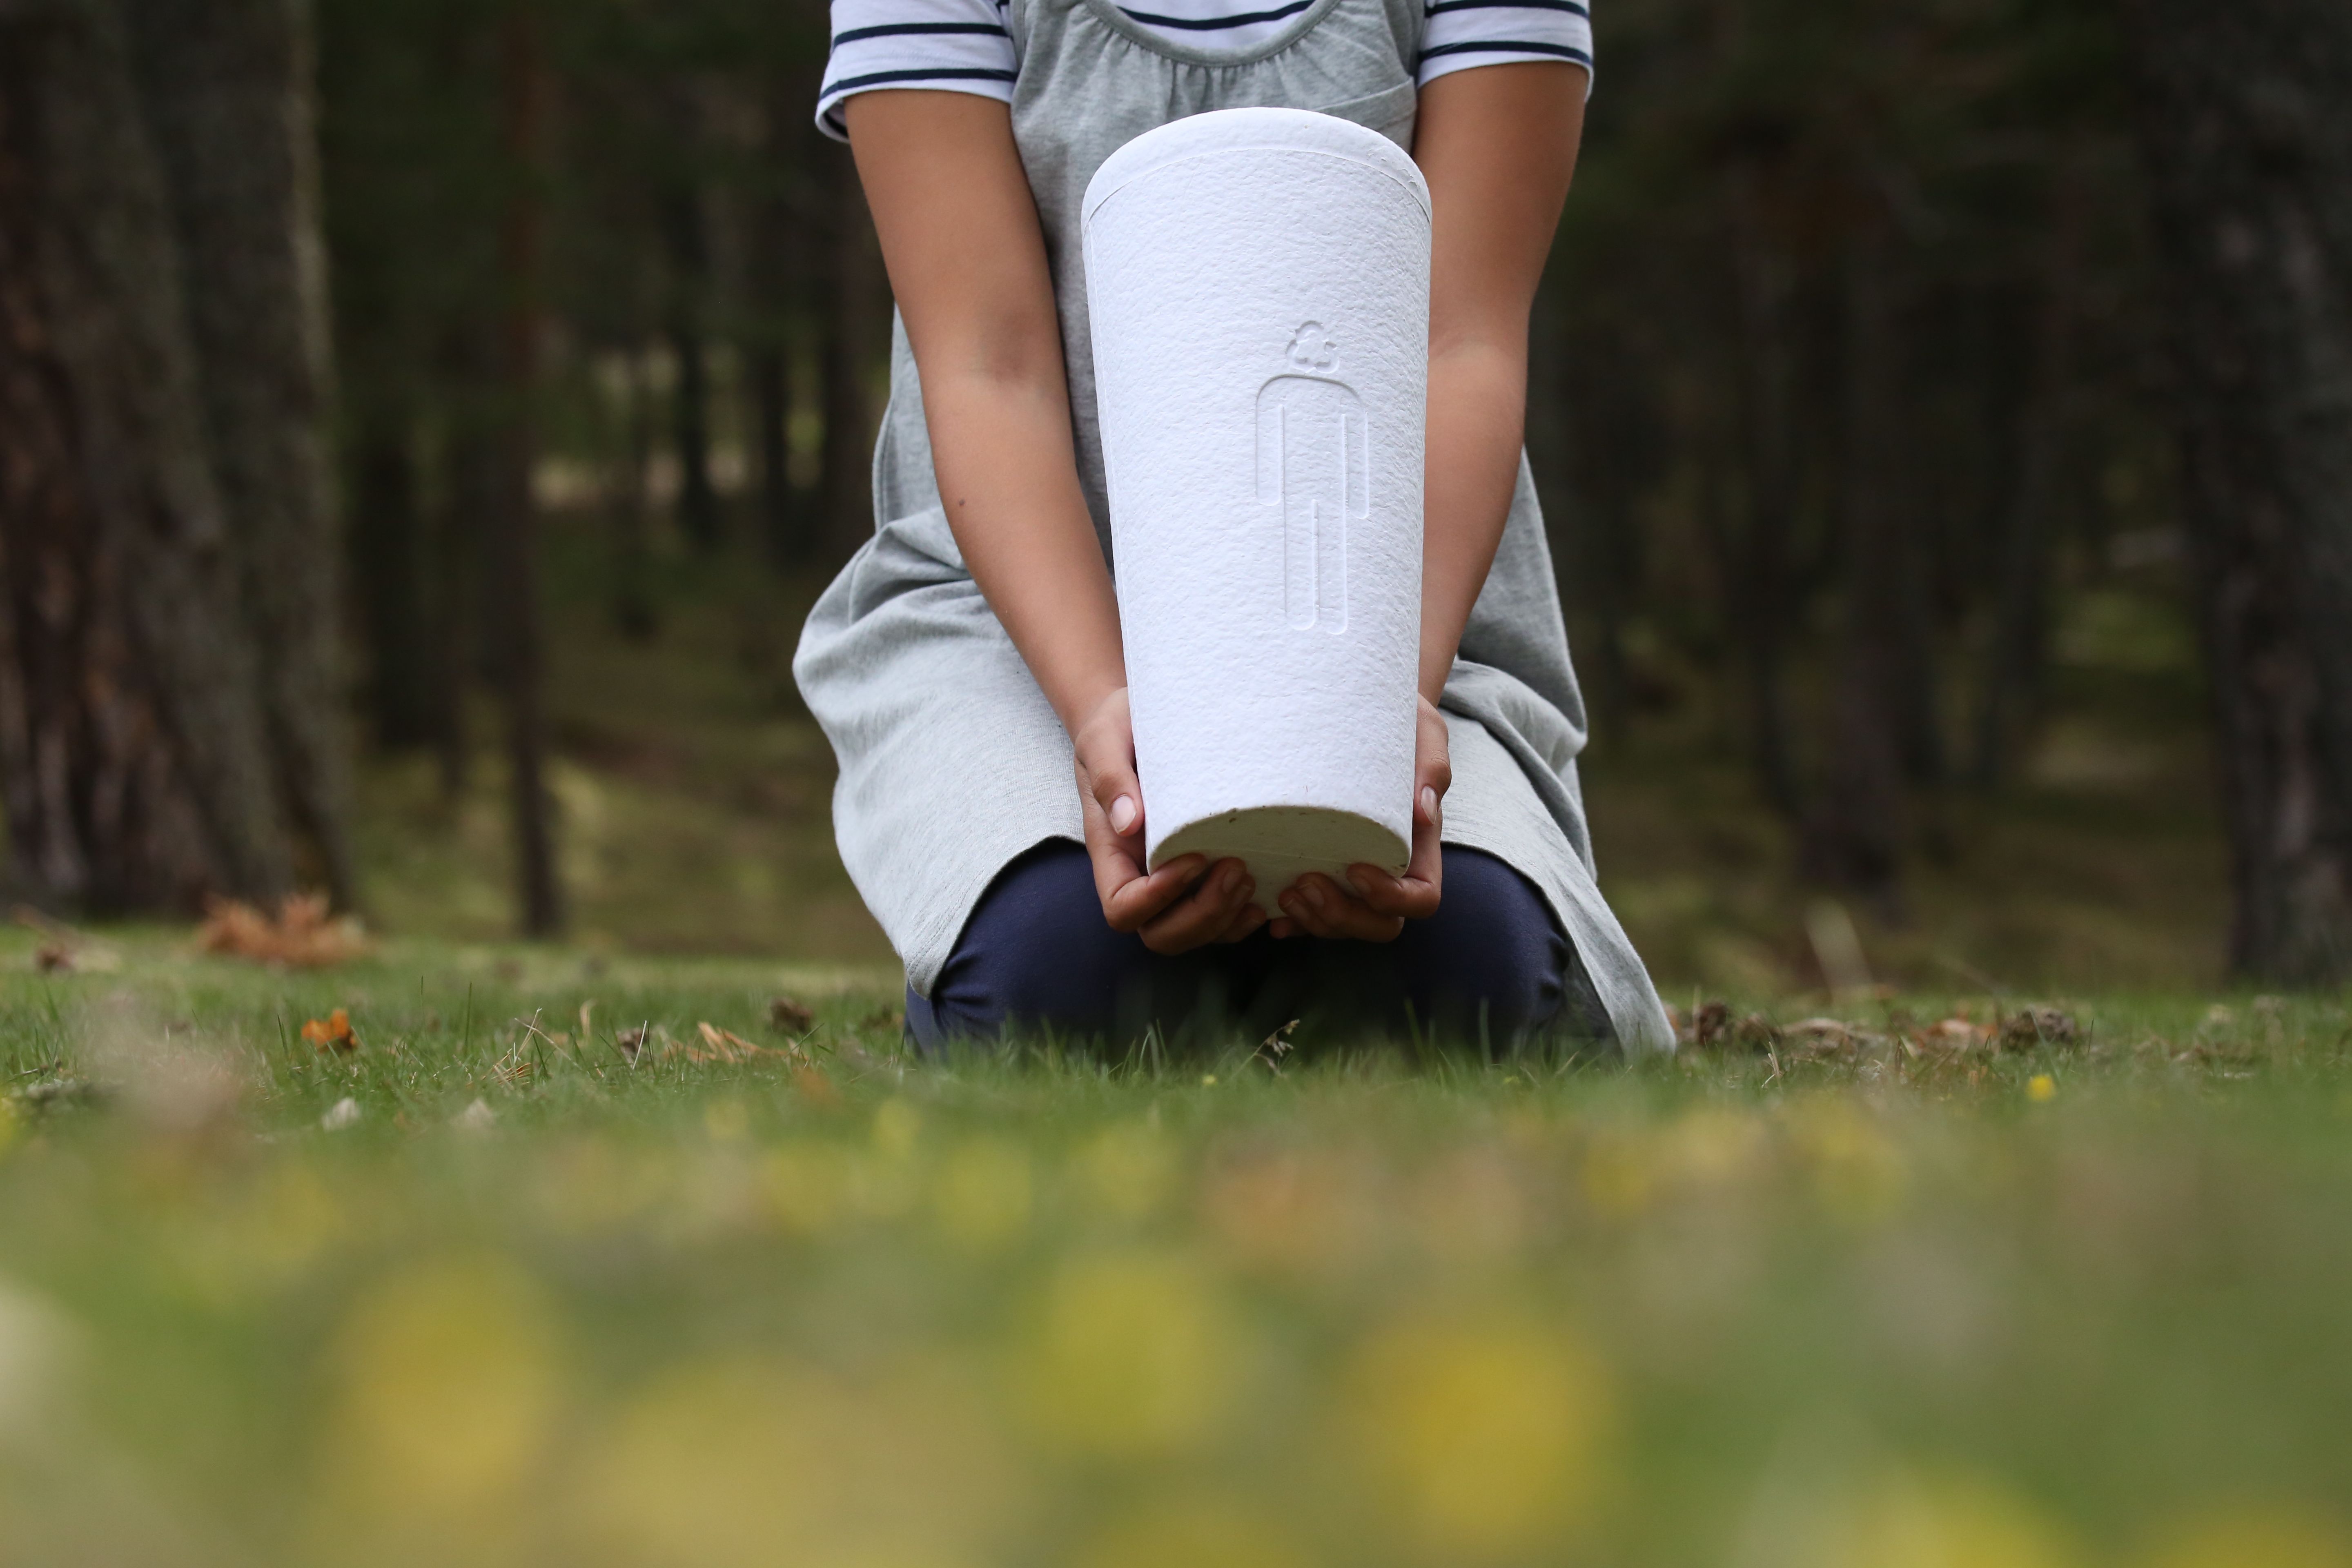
3, 0, 2348, 998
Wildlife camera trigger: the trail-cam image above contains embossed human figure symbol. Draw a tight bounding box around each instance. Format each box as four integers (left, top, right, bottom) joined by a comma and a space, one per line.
1256, 321, 1368, 633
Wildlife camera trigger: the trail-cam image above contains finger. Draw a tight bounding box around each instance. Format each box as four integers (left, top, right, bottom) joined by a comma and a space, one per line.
1104, 852, 1208, 933
1214, 900, 1268, 944
1267, 914, 1301, 939
1346, 863, 1440, 922
1280, 874, 1404, 943
1140, 858, 1253, 955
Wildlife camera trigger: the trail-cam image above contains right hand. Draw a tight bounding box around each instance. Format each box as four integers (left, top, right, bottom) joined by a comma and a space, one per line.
1074, 688, 1265, 954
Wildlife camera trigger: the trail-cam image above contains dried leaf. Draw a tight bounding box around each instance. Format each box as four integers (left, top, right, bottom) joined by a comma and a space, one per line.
2001, 1007, 2080, 1050
300, 1008, 361, 1054
792, 1061, 841, 1108
198, 893, 368, 968
678, 1021, 793, 1067
768, 995, 815, 1033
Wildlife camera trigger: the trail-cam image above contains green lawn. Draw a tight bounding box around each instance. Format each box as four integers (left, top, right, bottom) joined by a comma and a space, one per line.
2, 928, 2348, 1567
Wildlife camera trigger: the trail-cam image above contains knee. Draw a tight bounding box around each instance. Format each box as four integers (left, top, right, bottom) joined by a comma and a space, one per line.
918, 841, 1142, 1045
1394, 849, 1573, 1043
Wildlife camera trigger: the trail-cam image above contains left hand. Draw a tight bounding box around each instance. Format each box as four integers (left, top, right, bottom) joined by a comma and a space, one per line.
1269, 697, 1450, 941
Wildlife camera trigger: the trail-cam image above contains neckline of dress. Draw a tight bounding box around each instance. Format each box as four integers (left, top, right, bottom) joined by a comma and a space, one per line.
1069, 0, 1353, 69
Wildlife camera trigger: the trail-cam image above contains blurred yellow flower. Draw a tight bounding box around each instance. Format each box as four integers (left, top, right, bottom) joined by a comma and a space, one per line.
874, 1098, 923, 1160
1018, 1250, 1239, 1455
1072, 1123, 1178, 1222
1345, 1315, 1611, 1558
574, 1356, 1018, 1568
761, 1140, 849, 1236
1581, 1127, 1655, 1217
314, 1255, 563, 1525
2028, 1075, 2058, 1103
1824, 1470, 2078, 1568
934, 1135, 1033, 1252
1074, 1495, 1310, 1568
2145, 1505, 2352, 1568
702, 1097, 750, 1143
1781, 1097, 1907, 1221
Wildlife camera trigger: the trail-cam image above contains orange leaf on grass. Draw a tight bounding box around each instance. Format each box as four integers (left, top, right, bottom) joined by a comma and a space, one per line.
301, 1008, 360, 1054
199, 893, 368, 968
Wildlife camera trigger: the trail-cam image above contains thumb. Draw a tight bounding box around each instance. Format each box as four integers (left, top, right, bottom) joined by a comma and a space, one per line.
1088, 744, 1145, 840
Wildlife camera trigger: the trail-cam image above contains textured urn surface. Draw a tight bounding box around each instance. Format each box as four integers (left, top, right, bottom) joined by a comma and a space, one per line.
1083, 108, 1430, 911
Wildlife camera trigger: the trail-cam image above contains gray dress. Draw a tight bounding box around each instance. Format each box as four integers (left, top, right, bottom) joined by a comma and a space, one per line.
791, 0, 1677, 1052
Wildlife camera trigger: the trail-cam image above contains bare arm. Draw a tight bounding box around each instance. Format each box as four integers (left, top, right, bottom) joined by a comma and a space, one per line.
1417, 62, 1587, 701
1272, 63, 1588, 941
844, 91, 1260, 951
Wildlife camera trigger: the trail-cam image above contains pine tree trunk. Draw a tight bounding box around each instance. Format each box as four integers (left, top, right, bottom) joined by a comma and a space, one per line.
2123, 0, 2352, 981
124, 0, 357, 904
1728, 165, 1802, 816
663, 183, 722, 555
347, 401, 435, 748
0, 0, 294, 910
494, 0, 560, 938
1801, 225, 1908, 911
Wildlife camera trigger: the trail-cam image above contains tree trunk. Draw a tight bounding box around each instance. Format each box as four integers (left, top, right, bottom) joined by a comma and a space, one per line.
818, 145, 882, 567
122, 0, 357, 906
663, 183, 722, 555
752, 337, 800, 571
611, 344, 658, 639
347, 403, 436, 747
1800, 224, 1908, 911
2122, 0, 2352, 981
1973, 158, 2085, 789
1728, 164, 1802, 815
493, 1, 560, 937
0, 0, 294, 911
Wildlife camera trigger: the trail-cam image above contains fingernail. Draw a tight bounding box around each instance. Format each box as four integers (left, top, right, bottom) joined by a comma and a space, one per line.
1109, 795, 1138, 833
1348, 867, 1374, 896
1220, 863, 1242, 894
1420, 786, 1438, 821
1304, 882, 1326, 909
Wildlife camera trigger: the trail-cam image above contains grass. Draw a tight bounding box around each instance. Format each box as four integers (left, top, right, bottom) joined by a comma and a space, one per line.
3, 926, 2349, 1567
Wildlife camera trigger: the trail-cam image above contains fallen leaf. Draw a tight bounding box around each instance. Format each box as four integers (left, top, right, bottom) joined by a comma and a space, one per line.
792, 1061, 841, 1108
198, 893, 368, 968
321, 1096, 361, 1131
2002, 1007, 2080, 1050
300, 1008, 361, 1054
33, 942, 71, 975
768, 995, 815, 1033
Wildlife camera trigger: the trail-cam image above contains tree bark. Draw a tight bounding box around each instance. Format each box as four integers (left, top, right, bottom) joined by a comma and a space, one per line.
493, 1, 561, 936
1800, 223, 1908, 910
1973, 159, 2085, 789
0, 0, 294, 910
2122, 0, 2352, 981
662, 181, 722, 555
1728, 163, 1802, 815
124, 0, 357, 904
347, 403, 435, 747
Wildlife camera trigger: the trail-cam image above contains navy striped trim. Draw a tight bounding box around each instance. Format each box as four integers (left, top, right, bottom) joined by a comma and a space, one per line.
1118, 0, 1312, 28
833, 20, 1010, 40
1426, 0, 1588, 15
1417, 38, 1592, 62
821, 65, 1020, 93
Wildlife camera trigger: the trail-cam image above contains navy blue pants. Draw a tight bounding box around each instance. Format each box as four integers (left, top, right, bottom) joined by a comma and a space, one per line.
904, 839, 1610, 1052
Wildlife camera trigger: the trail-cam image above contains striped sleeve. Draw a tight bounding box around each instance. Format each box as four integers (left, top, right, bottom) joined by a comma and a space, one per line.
1416, 0, 1594, 91
815, 0, 1019, 142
